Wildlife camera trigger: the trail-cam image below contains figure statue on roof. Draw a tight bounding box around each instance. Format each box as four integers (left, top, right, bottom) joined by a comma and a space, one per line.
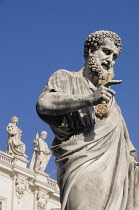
6, 116, 26, 157
30, 131, 51, 172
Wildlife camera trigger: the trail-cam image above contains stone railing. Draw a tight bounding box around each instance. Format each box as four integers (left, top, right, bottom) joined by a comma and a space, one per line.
0, 151, 13, 165
0, 151, 60, 192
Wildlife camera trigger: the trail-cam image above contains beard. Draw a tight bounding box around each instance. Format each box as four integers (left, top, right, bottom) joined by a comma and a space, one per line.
87, 54, 114, 81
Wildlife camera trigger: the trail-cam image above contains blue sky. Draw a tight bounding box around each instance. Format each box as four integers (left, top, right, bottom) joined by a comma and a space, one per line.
0, 0, 139, 179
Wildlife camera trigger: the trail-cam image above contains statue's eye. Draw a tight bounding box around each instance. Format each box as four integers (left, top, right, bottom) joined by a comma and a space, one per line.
103, 49, 111, 55
113, 54, 117, 60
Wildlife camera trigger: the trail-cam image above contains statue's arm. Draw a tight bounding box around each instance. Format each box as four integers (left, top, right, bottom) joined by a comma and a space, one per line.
36, 70, 119, 116
37, 70, 94, 115
36, 91, 93, 116
36, 83, 118, 116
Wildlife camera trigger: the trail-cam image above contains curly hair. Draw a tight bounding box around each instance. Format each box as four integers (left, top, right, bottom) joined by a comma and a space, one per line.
11, 116, 18, 122
84, 30, 122, 60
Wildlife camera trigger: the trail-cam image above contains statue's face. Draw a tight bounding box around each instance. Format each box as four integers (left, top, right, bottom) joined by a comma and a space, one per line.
92, 38, 119, 72
87, 38, 120, 85
41, 132, 47, 140
11, 118, 18, 124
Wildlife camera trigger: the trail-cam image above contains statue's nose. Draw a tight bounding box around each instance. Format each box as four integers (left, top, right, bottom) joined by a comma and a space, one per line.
107, 54, 113, 63
106, 55, 115, 67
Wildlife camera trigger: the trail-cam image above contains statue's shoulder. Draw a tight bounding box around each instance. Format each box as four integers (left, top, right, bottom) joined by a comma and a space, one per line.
7, 122, 12, 126
48, 69, 75, 84
51, 69, 73, 77
7, 122, 14, 128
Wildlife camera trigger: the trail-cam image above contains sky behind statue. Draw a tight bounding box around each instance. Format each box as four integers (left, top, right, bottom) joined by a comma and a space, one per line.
0, 0, 139, 179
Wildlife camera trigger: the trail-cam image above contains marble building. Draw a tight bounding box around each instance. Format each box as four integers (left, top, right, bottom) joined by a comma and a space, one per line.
0, 116, 61, 210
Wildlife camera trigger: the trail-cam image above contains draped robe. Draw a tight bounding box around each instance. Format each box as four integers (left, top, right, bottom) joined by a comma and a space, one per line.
6, 123, 25, 156
37, 69, 139, 210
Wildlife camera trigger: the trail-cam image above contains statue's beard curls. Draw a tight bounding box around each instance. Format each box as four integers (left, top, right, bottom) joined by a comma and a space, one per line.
87, 54, 114, 80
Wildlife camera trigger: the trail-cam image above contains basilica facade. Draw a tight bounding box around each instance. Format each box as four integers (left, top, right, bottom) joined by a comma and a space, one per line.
0, 116, 60, 210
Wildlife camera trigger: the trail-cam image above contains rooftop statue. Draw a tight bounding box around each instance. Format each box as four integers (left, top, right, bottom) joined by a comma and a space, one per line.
6, 116, 26, 157
36, 31, 139, 210
30, 131, 51, 172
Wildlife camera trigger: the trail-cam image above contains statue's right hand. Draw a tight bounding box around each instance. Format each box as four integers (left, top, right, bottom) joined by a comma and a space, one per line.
92, 80, 122, 105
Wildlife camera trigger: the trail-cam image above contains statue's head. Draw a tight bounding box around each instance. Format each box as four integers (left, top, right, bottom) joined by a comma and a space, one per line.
11, 116, 18, 124
40, 131, 47, 140
84, 30, 122, 60
84, 30, 122, 79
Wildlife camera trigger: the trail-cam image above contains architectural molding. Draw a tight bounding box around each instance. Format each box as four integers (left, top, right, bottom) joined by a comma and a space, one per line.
0, 151, 60, 210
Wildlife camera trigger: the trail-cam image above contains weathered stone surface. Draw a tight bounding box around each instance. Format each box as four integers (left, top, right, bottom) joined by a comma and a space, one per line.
36, 30, 139, 210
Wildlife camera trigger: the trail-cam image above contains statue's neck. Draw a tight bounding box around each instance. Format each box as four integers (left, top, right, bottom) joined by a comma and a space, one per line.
78, 64, 99, 87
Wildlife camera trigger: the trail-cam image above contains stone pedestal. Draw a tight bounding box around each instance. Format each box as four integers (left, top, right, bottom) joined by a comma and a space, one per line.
12, 155, 28, 168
